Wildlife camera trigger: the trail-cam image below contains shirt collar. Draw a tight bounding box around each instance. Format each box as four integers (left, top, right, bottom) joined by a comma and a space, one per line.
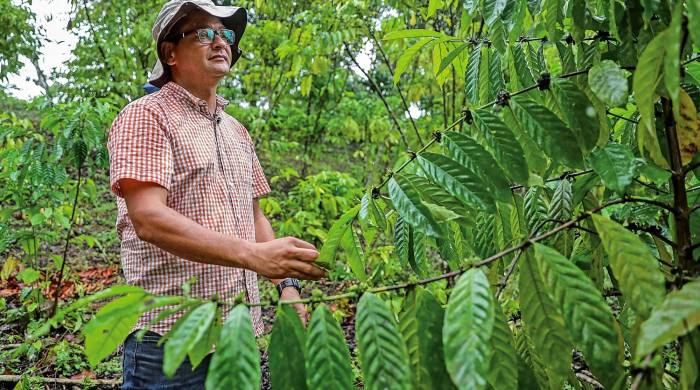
161, 81, 229, 116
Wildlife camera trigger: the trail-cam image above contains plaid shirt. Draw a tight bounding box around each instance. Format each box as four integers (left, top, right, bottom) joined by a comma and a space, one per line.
108, 81, 270, 336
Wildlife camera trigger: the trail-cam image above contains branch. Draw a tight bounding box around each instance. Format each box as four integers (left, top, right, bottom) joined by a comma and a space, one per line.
496, 248, 525, 299
626, 222, 677, 249
633, 178, 669, 194
343, 42, 411, 149
625, 196, 675, 213
236, 198, 630, 308
510, 170, 593, 191
367, 26, 424, 146
0, 375, 119, 387
606, 110, 639, 124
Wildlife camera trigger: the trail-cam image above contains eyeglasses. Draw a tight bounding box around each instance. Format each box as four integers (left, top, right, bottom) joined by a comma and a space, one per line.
173, 27, 236, 46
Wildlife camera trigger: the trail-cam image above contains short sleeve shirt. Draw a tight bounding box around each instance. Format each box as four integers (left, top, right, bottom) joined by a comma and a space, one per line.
107, 81, 270, 336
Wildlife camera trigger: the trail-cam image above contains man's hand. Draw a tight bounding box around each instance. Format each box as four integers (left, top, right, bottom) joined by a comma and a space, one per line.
279, 286, 309, 326
245, 237, 326, 280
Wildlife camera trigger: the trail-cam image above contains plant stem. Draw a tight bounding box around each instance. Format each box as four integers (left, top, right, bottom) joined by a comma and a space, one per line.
49, 165, 82, 317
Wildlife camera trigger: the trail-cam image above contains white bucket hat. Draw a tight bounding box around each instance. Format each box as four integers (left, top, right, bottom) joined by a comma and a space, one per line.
148, 0, 247, 87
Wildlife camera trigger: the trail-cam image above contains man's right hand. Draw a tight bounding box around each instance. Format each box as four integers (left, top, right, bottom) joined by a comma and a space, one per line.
244, 237, 326, 280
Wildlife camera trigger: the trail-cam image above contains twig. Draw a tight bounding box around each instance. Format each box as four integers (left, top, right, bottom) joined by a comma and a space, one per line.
367, 26, 424, 146
50, 164, 83, 317
510, 170, 593, 191
631, 354, 654, 390
0, 375, 120, 387
607, 110, 639, 124
496, 248, 525, 299
633, 178, 669, 194
343, 42, 411, 149
235, 198, 629, 307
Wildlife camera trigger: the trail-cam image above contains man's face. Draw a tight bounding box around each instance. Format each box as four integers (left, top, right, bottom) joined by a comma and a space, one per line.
165, 12, 233, 82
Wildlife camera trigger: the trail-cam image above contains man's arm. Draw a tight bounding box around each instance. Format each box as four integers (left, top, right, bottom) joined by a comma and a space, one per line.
119, 178, 325, 280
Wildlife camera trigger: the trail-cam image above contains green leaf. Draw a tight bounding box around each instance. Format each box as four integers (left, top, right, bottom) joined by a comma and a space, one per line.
443, 268, 495, 389
591, 214, 665, 319
665, 4, 682, 120
550, 80, 600, 154
206, 305, 261, 390
488, 50, 505, 98
680, 329, 700, 390
533, 244, 623, 388
408, 174, 475, 221
341, 227, 367, 282
509, 97, 583, 168
501, 107, 548, 174
470, 109, 529, 184
519, 252, 572, 389
588, 143, 637, 194
394, 216, 410, 265
437, 43, 470, 76
317, 204, 361, 269
383, 29, 443, 40
634, 30, 669, 167
442, 131, 511, 202
543, 0, 562, 42
588, 60, 629, 107
394, 38, 433, 84
466, 44, 482, 105
417, 152, 495, 212
688, 2, 700, 62
356, 293, 412, 390
570, 0, 585, 43
306, 304, 353, 390
83, 292, 147, 366
510, 43, 535, 90
360, 191, 386, 231
188, 312, 220, 369
163, 302, 217, 378
269, 305, 308, 390
636, 278, 700, 359
487, 304, 518, 390
408, 227, 428, 276
428, 0, 445, 17
548, 179, 572, 222
473, 213, 497, 258
483, 0, 507, 26
389, 174, 445, 237
399, 288, 455, 390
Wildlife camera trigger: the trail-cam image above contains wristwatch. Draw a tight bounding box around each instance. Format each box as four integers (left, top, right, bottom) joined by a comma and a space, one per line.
276, 278, 302, 297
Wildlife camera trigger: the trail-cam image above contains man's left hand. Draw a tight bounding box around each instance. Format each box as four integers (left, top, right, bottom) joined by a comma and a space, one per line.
280, 286, 309, 326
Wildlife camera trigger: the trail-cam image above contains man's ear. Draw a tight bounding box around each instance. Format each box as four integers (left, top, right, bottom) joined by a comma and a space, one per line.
161, 42, 177, 66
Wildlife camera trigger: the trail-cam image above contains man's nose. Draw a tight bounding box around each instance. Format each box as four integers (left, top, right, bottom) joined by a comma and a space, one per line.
211, 33, 226, 49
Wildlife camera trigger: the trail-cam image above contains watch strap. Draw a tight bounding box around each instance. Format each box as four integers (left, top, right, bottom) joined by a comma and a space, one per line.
276, 278, 301, 297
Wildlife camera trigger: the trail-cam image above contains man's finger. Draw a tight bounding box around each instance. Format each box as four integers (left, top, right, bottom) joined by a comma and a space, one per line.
290, 247, 320, 262
289, 261, 326, 280
289, 237, 317, 251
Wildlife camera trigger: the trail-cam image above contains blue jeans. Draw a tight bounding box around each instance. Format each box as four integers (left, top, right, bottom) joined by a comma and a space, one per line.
122, 330, 211, 389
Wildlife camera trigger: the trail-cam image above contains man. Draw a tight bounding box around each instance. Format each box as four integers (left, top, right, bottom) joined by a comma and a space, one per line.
107, 1, 326, 388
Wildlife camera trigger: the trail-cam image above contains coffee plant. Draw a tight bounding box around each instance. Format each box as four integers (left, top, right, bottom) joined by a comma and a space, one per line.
18, 0, 700, 389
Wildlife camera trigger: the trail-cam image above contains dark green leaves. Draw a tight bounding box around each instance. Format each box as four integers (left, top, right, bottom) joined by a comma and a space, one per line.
417, 153, 495, 212
592, 214, 665, 319
550, 80, 600, 154
306, 304, 353, 389
443, 268, 494, 389
633, 30, 668, 167
588, 60, 629, 107
442, 131, 511, 202
206, 305, 260, 390
589, 143, 638, 194
269, 304, 308, 390
164, 301, 217, 378
317, 205, 361, 270
470, 109, 529, 184
636, 278, 700, 359
509, 97, 583, 168
389, 174, 444, 237
356, 293, 412, 389
533, 244, 623, 388
487, 304, 518, 390
399, 288, 454, 389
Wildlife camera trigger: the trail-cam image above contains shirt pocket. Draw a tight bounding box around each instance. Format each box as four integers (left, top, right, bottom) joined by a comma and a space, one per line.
224, 140, 253, 188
